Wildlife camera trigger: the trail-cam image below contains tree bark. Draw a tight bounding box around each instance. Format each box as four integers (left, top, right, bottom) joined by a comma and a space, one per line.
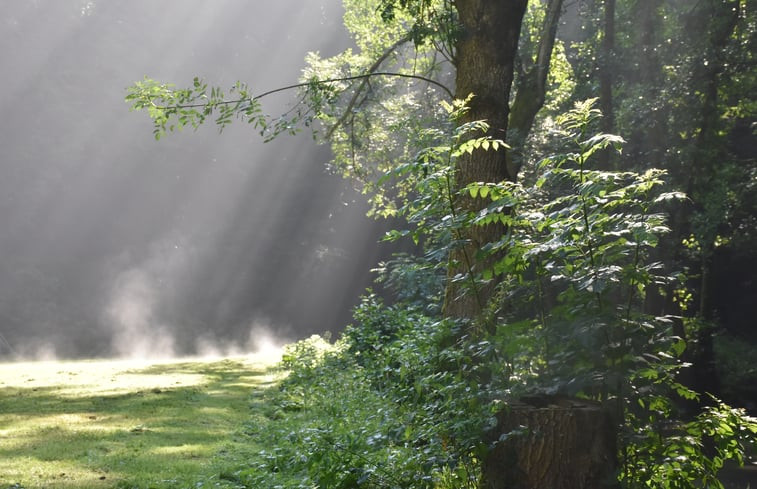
443, 0, 528, 324
482, 397, 618, 489
507, 0, 564, 177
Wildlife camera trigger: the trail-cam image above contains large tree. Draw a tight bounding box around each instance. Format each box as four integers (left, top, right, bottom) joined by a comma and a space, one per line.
126, 0, 573, 324
440, 0, 529, 320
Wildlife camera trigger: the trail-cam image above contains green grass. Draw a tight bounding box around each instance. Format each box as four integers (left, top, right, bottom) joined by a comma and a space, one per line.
0, 353, 281, 489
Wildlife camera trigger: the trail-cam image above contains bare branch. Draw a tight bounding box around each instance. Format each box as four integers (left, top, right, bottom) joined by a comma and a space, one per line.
326, 33, 413, 139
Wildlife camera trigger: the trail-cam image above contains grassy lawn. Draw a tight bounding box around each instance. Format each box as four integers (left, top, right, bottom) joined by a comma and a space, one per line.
0, 353, 281, 489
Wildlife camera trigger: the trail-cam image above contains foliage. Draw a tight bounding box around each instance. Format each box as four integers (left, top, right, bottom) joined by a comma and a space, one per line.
714, 334, 757, 405
125, 0, 757, 483
565, 0, 756, 327
242, 353, 427, 488
124, 76, 345, 142
235, 298, 492, 489
382, 97, 505, 223
280, 333, 335, 378
623, 396, 757, 489
229, 100, 755, 488
516, 0, 576, 116
126, 77, 265, 140
301, 0, 452, 216
469, 100, 686, 398
376, 0, 457, 49
372, 252, 446, 314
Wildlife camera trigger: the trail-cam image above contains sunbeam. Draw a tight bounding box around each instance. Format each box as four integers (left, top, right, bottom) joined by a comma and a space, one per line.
0, 0, 391, 359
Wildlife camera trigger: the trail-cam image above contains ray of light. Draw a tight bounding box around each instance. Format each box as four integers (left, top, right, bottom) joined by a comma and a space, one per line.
0, 0, 394, 360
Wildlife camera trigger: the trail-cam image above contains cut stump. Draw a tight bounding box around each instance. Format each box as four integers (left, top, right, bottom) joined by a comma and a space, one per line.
482, 396, 618, 489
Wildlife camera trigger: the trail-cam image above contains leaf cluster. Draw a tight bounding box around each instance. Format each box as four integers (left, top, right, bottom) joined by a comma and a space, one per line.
623, 395, 757, 489
377, 0, 458, 50
126, 77, 268, 140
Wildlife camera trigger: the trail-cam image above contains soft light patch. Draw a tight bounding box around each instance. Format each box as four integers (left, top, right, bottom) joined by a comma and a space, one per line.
245, 322, 286, 363
0, 358, 205, 396
0, 356, 277, 488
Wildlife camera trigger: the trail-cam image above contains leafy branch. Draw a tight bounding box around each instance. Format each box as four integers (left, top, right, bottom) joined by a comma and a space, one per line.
126, 71, 453, 141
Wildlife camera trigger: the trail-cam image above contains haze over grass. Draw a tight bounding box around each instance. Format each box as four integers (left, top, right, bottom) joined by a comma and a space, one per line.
0, 353, 281, 489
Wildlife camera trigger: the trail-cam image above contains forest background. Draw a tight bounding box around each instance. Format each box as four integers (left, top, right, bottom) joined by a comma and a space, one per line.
127, 0, 757, 487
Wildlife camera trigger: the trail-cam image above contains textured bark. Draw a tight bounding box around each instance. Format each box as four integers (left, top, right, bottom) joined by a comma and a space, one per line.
443, 0, 528, 323
482, 398, 618, 489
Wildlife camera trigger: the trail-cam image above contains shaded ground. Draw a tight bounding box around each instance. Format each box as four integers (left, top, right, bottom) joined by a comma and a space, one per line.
0, 354, 279, 489
722, 463, 757, 489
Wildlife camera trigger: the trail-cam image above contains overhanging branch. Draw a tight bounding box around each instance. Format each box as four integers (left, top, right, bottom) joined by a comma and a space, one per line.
149, 71, 453, 111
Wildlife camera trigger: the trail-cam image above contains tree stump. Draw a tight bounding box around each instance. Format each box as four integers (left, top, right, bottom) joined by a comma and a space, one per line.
481, 396, 618, 489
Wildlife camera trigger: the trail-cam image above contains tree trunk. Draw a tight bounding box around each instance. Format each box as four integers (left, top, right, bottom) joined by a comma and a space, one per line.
685, 0, 740, 401
598, 0, 615, 169
507, 0, 564, 177
443, 3, 620, 487
482, 397, 618, 489
443, 0, 528, 324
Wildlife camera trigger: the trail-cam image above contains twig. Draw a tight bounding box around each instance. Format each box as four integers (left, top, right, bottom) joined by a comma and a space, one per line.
326, 34, 413, 139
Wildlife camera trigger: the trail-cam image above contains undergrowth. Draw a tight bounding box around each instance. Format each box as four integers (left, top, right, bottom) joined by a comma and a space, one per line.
233, 301, 492, 489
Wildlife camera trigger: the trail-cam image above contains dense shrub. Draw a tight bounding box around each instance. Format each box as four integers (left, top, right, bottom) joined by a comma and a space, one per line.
234, 298, 491, 489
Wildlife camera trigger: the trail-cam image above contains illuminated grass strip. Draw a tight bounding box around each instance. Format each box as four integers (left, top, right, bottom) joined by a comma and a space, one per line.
0, 355, 280, 489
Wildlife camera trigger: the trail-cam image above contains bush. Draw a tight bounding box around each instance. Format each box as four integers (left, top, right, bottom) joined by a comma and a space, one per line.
233, 296, 493, 489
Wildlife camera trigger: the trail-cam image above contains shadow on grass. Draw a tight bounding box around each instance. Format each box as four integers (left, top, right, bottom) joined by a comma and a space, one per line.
0, 358, 277, 489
